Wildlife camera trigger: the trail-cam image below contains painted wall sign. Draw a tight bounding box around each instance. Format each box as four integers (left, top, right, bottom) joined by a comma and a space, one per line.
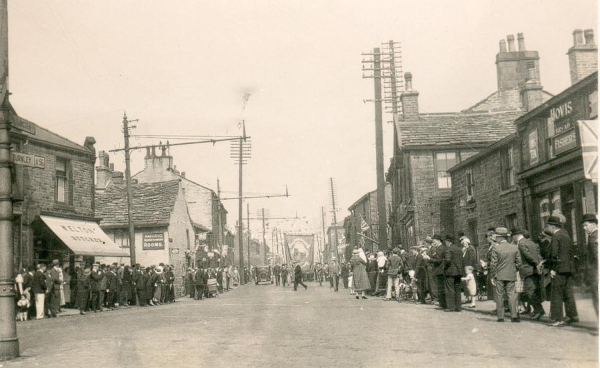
547, 100, 573, 128
143, 232, 165, 250
553, 128, 578, 156
12, 152, 45, 168
528, 129, 539, 165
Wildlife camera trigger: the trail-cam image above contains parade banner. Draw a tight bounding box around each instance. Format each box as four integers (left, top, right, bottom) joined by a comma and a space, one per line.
284, 234, 314, 273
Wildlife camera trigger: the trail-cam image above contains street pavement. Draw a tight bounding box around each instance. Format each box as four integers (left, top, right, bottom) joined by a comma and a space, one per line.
1, 282, 598, 368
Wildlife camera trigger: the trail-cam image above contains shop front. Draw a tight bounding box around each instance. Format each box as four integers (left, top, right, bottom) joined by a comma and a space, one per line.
518, 72, 598, 263
32, 215, 129, 268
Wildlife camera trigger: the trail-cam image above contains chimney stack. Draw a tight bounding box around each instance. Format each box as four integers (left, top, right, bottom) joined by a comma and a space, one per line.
496, 33, 540, 90
96, 151, 113, 189
400, 72, 419, 121
568, 28, 598, 85
517, 33, 526, 51
507, 35, 515, 52
521, 63, 544, 111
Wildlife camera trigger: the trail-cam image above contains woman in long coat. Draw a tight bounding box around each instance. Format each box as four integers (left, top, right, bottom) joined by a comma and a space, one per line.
351, 249, 370, 299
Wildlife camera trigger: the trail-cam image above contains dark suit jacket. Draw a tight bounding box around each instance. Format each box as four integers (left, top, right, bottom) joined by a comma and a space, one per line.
90, 270, 103, 292
294, 265, 303, 281
587, 229, 598, 271
106, 271, 118, 291
549, 229, 575, 273
444, 244, 464, 277
490, 240, 522, 281
44, 271, 54, 293
429, 245, 447, 276
135, 272, 146, 290
273, 266, 281, 276
462, 246, 477, 269
31, 270, 47, 294
518, 238, 541, 278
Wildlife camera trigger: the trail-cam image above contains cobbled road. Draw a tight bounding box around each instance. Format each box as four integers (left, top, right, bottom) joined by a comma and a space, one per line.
2, 282, 598, 368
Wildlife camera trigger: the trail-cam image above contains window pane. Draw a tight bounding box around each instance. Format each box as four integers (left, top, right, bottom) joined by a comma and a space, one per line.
57, 177, 66, 202
56, 159, 66, 172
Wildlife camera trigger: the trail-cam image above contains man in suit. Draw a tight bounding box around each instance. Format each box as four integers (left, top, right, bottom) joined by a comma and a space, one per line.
546, 215, 579, 326
329, 258, 341, 292
44, 265, 56, 317
49, 260, 62, 317
281, 264, 289, 287
134, 265, 146, 306
293, 262, 308, 291
89, 263, 103, 312
415, 247, 428, 304
490, 227, 522, 323
443, 235, 464, 312
273, 264, 281, 286
194, 268, 205, 300
582, 214, 598, 317
425, 235, 447, 309
513, 228, 544, 319
105, 265, 119, 310
32, 263, 47, 319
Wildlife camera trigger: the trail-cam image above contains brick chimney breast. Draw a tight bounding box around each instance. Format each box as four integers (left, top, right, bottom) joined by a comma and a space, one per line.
400, 72, 419, 121
568, 28, 598, 85
497, 33, 540, 90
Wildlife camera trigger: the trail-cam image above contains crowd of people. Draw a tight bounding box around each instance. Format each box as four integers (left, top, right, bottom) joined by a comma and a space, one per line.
303, 213, 598, 327
183, 266, 243, 300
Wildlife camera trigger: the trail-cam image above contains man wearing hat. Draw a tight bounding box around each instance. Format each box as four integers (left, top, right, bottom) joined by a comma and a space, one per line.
49, 259, 62, 317
582, 214, 598, 317
490, 227, 522, 322
89, 263, 103, 312
546, 215, 579, 326
443, 235, 464, 312
513, 228, 544, 319
423, 235, 447, 309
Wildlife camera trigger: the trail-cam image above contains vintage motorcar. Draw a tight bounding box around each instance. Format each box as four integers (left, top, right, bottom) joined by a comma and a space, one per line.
255, 266, 273, 285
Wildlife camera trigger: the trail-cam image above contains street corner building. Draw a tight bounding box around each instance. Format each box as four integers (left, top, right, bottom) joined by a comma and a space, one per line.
448, 29, 598, 261
344, 183, 391, 253
95, 179, 194, 295
9, 110, 127, 271
387, 33, 557, 248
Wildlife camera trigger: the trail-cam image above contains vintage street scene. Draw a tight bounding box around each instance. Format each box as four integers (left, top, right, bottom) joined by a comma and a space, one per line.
0, 1, 598, 367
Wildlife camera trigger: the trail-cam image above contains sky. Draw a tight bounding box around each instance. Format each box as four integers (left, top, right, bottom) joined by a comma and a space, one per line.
6, 0, 598, 247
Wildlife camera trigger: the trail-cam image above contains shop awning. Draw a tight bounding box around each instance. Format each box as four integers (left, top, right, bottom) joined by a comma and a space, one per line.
40, 215, 129, 257
579, 120, 598, 183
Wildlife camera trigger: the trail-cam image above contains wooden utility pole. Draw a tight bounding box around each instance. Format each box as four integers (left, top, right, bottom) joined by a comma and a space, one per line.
373, 48, 388, 252
247, 203, 251, 271
261, 208, 267, 265
321, 206, 328, 261
122, 112, 138, 265
329, 178, 340, 262
217, 178, 224, 264
0, 0, 17, 359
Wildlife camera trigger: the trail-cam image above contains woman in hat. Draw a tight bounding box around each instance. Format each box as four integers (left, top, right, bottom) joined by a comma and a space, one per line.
350, 249, 371, 299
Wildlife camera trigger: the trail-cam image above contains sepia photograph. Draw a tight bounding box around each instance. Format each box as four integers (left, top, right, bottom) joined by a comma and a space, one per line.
0, 1, 598, 367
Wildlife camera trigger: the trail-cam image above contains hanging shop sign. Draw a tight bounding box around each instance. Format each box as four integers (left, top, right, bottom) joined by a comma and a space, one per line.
553, 127, 578, 156
143, 232, 165, 250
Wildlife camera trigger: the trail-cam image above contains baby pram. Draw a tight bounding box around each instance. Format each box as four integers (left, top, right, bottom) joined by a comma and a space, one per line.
475, 267, 487, 301
397, 271, 417, 302
207, 278, 218, 297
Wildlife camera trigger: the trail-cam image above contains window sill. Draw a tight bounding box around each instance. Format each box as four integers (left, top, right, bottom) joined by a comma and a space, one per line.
54, 203, 75, 212
499, 186, 518, 196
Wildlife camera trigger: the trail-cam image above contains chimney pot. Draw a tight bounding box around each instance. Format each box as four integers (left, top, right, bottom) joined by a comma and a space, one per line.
517, 33, 526, 51
573, 29, 584, 46
109, 163, 114, 171
507, 35, 515, 52
499, 39, 507, 53
584, 29, 595, 45
181, 172, 186, 178
404, 72, 413, 91
145, 147, 150, 158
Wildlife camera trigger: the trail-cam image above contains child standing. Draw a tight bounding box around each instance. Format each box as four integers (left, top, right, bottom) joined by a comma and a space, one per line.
461, 266, 477, 308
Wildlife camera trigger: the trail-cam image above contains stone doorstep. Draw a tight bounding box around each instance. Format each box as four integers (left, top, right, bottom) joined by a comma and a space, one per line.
461, 300, 599, 332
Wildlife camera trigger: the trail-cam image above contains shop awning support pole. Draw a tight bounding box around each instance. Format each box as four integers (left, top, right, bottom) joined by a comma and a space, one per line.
0, 0, 19, 359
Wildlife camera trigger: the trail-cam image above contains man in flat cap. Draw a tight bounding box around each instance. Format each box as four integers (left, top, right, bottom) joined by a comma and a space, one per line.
546, 215, 578, 326
423, 234, 446, 309
582, 214, 598, 317
490, 227, 522, 322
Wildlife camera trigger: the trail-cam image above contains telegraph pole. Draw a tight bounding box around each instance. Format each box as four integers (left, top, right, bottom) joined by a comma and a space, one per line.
321, 206, 328, 260
122, 112, 138, 265
373, 48, 387, 252
261, 208, 267, 265
247, 203, 251, 271
217, 178, 223, 262
0, 0, 18, 358
329, 178, 340, 262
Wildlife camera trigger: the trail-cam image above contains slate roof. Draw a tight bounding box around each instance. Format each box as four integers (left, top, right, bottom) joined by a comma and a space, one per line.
462, 88, 554, 113
96, 180, 181, 228
396, 110, 524, 149
13, 114, 93, 155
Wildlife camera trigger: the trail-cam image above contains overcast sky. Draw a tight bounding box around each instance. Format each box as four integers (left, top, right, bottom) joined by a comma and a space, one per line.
7, 0, 598, 244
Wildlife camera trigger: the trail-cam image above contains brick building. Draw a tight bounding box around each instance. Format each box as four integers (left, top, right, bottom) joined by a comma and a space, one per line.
345, 184, 391, 252
96, 180, 193, 294
96, 145, 228, 254
9, 112, 127, 271
448, 29, 598, 262
388, 34, 552, 248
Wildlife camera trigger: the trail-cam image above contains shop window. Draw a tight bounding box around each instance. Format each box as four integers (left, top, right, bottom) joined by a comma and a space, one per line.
589, 90, 598, 119
435, 151, 457, 189
500, 147, 515, 190
466, 167, 475, 202
538, 190, 562, 231
55, 158, 73, 205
